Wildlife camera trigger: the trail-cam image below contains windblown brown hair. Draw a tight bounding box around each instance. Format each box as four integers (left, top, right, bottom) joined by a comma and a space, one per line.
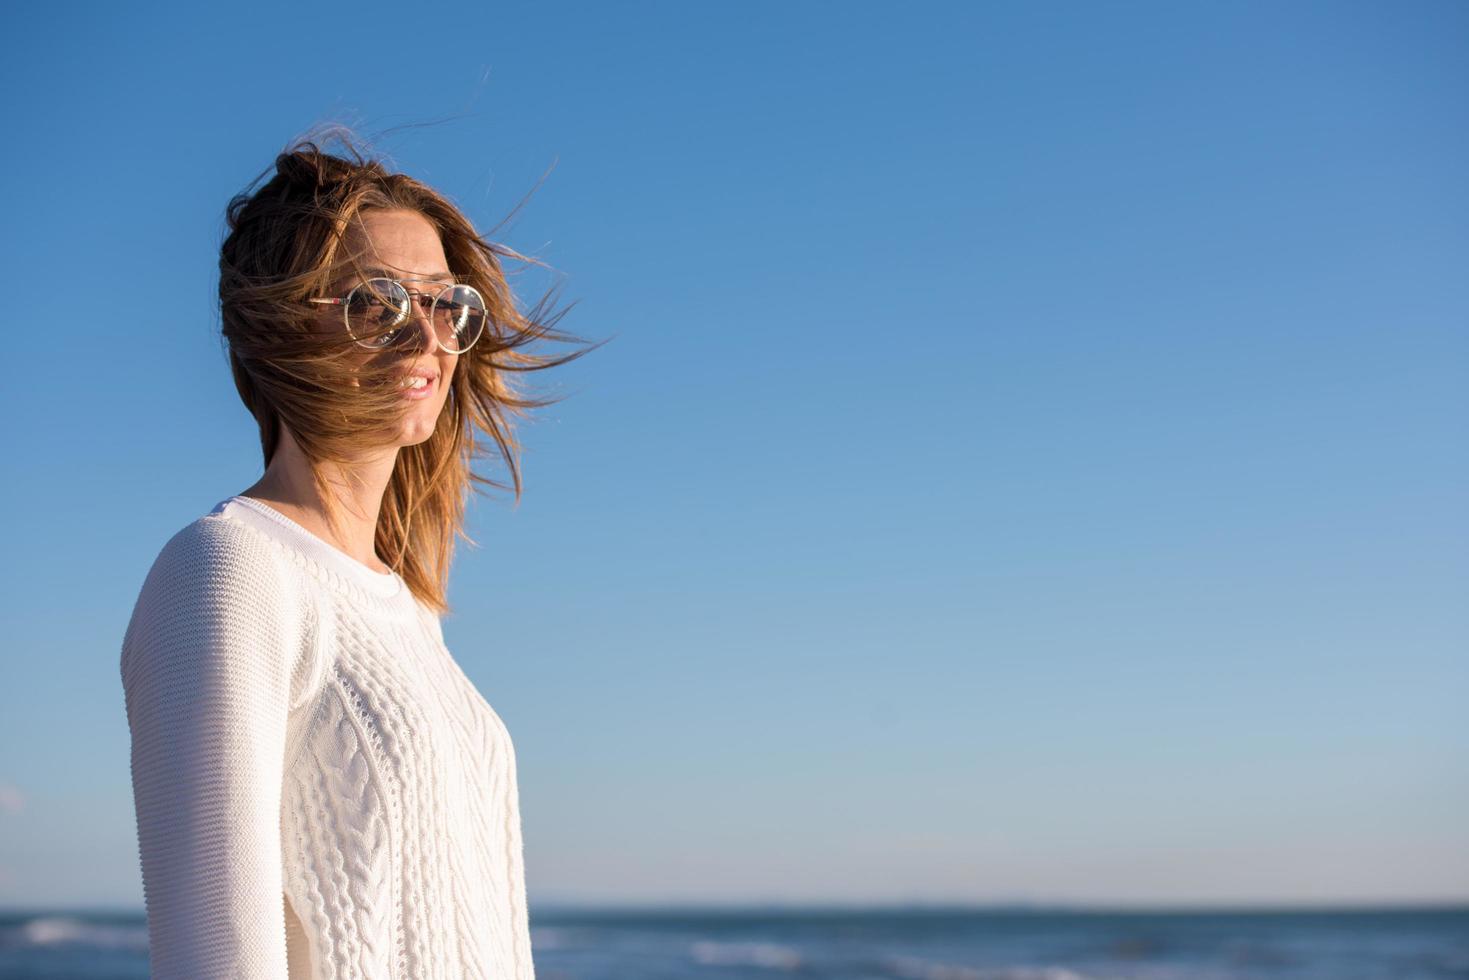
219, 127, 601, 616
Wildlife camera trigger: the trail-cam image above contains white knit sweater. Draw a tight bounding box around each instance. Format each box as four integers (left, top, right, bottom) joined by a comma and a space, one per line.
120, 495, 534, 979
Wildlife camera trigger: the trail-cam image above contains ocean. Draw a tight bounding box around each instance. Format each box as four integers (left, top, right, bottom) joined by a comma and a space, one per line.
0, 905, 1464, 979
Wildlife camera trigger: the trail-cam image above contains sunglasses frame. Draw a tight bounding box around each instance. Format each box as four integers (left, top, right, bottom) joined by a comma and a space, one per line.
308, 276, 488, 354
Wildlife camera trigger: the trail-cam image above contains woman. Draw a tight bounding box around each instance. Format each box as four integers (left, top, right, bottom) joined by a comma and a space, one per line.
119, 132, 595, 979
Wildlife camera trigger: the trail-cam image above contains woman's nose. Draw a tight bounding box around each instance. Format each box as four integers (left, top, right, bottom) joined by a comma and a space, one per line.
403, 296, 443, 354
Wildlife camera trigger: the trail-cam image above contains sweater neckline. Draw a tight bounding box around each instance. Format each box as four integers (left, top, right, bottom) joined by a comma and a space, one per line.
214, 495, 404, 599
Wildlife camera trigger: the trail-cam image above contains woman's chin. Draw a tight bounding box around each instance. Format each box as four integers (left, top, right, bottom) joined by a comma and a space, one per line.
395, 411, 441, 447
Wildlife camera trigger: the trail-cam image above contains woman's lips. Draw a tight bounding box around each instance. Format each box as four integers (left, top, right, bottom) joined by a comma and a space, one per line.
399, 374, 437, 400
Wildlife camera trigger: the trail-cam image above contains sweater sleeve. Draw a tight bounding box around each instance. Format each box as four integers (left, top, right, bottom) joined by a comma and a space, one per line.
120, 521, 311, 979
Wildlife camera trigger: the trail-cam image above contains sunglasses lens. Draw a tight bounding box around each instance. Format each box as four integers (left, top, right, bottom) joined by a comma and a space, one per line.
432, 285, 488, 353
344, 279, 411, 348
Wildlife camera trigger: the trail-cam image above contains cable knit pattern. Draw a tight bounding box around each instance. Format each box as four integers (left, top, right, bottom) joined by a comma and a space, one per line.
120, 496, 535, 980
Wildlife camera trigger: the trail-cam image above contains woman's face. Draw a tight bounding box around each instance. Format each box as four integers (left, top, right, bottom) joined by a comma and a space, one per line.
335, 208, 460, 448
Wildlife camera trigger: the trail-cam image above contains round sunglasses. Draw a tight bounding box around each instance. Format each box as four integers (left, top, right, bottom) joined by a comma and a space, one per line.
308, 277, 488, 354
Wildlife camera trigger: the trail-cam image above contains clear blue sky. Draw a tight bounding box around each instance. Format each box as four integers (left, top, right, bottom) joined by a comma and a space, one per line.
0, 1, 1464, 910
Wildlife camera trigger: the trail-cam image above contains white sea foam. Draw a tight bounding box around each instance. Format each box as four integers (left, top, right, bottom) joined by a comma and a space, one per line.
885, 956, 1095, 980
690, 938, 804, 969
9, 915, 150, 951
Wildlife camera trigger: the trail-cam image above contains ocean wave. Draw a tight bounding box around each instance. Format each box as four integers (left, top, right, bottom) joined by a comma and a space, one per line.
0, 916, 150, 952
883, 956, 1095, 980
690, 939, 804, 970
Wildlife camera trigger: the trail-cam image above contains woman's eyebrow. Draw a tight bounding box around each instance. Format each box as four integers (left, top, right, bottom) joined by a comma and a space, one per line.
358, 266, 455, 280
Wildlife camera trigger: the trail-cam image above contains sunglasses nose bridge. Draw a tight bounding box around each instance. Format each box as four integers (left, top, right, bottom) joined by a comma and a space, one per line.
398, 287, 446, 354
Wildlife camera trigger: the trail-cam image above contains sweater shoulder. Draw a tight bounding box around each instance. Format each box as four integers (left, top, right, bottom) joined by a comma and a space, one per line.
131, 512, 309, 622
120, 512, 327, 709
158, 509, 295, 574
